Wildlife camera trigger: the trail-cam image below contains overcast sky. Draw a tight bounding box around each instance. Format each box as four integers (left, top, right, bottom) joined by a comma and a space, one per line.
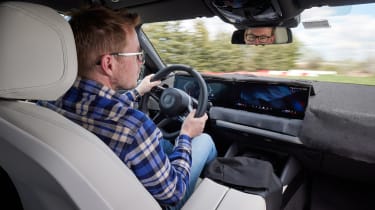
293, 4, 375, 61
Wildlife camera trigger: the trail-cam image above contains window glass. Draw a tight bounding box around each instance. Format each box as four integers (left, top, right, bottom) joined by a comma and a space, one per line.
143, 3, 375, 85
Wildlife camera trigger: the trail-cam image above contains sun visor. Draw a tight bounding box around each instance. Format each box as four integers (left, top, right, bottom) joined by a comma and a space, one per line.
205, 0, 301, 28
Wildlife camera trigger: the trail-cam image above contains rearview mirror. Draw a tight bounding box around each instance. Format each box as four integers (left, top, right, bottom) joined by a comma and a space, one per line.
231, 27, 292, 45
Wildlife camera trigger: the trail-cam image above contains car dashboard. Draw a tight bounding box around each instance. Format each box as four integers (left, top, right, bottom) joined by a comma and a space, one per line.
174, 74, 311, 120
168, 72, 375, 185
173, 74, 313, 144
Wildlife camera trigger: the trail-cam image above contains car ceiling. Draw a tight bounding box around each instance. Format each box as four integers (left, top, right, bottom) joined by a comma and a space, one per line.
3, 0, 375, 25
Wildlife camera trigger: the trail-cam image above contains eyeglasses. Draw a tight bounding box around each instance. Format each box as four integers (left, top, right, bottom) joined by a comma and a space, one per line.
111, 50, 145, 64
96, 50, 145, 65
245, 34, 271, 43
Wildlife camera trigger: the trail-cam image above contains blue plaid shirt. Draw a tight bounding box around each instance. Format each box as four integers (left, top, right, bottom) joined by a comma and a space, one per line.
38, 77, 192, 206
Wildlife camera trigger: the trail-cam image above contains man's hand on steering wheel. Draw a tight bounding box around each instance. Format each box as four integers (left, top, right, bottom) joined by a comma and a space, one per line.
180, 110, 208, 138
135, 74, 161, 96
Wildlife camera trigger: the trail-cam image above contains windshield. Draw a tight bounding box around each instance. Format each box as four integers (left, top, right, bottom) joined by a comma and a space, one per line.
143, 3, 375, 85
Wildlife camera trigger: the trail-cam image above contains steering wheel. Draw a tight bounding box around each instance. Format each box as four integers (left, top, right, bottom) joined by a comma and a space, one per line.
146, 64, 208, 139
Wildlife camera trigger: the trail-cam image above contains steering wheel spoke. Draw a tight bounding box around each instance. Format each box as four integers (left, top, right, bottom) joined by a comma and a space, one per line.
149, 92, 160, 102
191, 97, 198, 109
149, 86, 165, 102
152, 111, 162, 122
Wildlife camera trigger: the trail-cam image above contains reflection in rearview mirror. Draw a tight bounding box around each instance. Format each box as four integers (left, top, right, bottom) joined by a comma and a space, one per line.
231, 27, 292, 45
245, 27, 275, 45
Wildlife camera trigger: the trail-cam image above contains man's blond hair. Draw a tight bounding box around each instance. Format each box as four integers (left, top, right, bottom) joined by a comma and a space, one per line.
68, 6, 140, 75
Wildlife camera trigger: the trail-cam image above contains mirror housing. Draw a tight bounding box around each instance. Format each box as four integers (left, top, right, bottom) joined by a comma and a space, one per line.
231, 27, 293, 45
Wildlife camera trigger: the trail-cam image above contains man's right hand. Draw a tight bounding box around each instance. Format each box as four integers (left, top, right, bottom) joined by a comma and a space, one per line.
180, 110, 208, 138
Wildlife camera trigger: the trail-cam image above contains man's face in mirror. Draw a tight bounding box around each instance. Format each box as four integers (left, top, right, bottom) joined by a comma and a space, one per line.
244, 27, 275, 45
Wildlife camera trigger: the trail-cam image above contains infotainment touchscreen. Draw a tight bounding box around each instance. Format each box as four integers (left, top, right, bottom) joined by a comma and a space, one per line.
235, 83, 310, 119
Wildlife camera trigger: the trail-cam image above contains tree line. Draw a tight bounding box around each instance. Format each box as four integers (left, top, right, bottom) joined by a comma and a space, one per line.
143, 20, 301, 73
143, 19, 375, 75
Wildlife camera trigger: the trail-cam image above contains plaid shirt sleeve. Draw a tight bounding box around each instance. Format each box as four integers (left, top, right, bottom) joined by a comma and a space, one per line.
119, 89, 140, 106
122, 110, 192, 206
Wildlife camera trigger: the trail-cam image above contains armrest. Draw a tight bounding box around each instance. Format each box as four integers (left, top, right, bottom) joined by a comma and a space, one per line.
182, 178, 266, 210
182, 178, 228, 210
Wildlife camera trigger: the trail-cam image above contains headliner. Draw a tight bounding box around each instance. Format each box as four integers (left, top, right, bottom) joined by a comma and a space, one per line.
2, 0, 375, 24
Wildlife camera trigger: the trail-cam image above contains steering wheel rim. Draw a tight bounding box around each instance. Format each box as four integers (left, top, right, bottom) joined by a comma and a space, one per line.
147, 64, 208, 139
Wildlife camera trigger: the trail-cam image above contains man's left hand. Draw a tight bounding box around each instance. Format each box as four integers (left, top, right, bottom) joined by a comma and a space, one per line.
135, 74, 161, 96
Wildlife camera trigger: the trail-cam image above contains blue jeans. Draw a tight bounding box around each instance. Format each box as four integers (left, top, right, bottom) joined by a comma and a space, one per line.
160, 133, 217, 210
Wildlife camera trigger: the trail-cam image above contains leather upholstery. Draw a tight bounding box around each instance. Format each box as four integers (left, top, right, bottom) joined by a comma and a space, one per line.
0, 2, 160, 209
182, 178, 266, 210
0, 2, 77, 100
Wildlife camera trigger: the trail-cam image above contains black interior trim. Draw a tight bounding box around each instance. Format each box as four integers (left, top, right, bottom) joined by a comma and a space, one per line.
210, 107, 303, 136
215, 120, 302, 144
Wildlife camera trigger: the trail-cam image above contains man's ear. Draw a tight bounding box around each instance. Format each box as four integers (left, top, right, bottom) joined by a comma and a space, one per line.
100, 54, 114, 77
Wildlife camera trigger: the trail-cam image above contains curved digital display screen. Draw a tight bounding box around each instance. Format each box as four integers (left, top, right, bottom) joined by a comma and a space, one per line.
235, 82, 309, 118
174, 75, 310, 119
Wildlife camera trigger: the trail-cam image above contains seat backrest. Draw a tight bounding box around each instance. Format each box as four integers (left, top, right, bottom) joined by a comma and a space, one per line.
0, 2, 160, 209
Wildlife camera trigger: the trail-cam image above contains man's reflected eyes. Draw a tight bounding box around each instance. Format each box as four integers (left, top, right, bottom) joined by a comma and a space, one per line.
245, 34, 271, 42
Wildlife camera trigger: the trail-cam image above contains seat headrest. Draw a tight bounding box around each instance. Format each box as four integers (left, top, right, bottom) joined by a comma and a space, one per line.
0, 2, 77, 100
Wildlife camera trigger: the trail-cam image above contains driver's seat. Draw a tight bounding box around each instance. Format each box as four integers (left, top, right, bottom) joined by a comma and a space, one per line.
0, 2, 161, 209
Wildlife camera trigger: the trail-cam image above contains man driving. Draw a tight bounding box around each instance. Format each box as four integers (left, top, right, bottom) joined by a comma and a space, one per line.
38, 6, 217, 210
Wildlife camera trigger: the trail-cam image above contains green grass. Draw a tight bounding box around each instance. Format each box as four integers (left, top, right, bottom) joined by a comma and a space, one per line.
277, 75, 375, 86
